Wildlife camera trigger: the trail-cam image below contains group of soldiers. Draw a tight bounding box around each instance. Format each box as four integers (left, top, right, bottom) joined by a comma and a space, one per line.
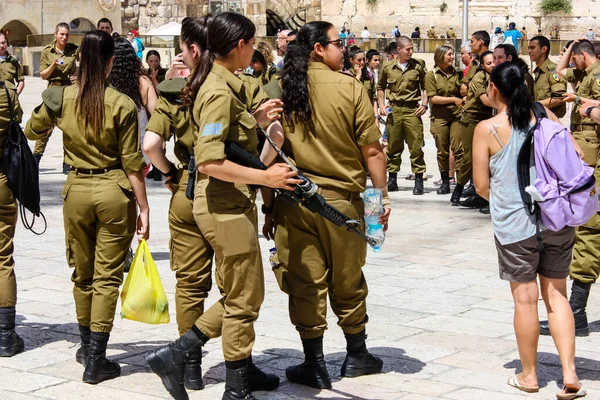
1, 14, 600, 400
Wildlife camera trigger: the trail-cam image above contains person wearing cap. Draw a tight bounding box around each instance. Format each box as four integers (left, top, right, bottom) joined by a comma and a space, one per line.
446, 27, 457, 39
491, 27, 504, 51
585, 28, 595, 41
427, 26, 437, 39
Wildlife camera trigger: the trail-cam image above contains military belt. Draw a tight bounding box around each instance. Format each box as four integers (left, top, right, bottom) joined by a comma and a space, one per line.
571, 124, 598, 132
389, 100, 420, 108
317, 187, 361, 202
70, 164, 122, 175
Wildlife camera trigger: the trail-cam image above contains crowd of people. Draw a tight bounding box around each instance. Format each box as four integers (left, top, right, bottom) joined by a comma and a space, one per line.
0, 12, 598, 400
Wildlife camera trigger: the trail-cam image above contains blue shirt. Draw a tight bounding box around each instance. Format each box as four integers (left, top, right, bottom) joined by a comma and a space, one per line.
503, 29, 523, 51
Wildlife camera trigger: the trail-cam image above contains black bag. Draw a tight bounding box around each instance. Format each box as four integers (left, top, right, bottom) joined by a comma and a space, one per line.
2, 84, 46, 234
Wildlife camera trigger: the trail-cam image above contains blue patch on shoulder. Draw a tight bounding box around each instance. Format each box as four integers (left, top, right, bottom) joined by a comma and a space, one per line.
201, 123, 223, 136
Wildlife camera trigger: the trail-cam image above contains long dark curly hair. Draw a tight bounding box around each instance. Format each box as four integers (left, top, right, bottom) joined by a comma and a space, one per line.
282, 21, 333, 123
108, 38, 145, 109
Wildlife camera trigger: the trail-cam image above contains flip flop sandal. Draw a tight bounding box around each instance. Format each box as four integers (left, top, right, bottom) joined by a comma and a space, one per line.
507, 375, 540, 393
557, 384, 587, 400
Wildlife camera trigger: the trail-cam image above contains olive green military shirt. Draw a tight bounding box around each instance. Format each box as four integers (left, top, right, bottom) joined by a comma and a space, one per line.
427, 29, 436, 38
447, 30, 456, 39
0, 81, 22, 161
239, 73, 270, 113
424, 66, 463, 118
146, 78, 194, 165
462, 70, 493, 124
378, 58, 426, 103
193, 63, 259, 165
263, 79, 282, 100
40, 41, 79, 86
25, 85, 144, 173
0, 54, 24, 86
573, 61, 600, 127
533, 58, 567, 117
281, 62, 381, 193
462, 57, 479, 85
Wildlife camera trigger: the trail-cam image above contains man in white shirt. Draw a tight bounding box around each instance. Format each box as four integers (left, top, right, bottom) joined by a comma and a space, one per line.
361, 27, 371, 50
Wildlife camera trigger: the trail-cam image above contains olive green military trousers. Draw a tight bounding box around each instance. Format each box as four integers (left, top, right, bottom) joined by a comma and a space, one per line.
63, 171, 136, 333
192, 178, 264, 361
0, 172, 17, 308
273, 188, 369, 339
169, 170, 213, 336
457, 121, 477, 186
430, 116, 463, 173
386, 105, 426, 174
570, 129, 600, 284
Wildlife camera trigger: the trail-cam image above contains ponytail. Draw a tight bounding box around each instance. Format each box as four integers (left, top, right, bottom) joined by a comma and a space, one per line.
282, 21, 333, 124
181, 15, 213, 107
490, 62, 532, 131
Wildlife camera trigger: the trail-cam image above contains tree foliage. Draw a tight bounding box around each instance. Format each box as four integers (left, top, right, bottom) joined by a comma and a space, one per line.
539, 0, 572, 15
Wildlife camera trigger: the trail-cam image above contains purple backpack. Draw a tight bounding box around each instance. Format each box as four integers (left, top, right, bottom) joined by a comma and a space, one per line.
518, 102, 598, 232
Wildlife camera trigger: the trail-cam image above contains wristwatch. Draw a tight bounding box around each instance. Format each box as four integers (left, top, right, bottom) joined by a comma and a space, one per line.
585, 105, 597, 118
575, 96, 581, 106
261, 204, 274, 214
421, 103, 428, 110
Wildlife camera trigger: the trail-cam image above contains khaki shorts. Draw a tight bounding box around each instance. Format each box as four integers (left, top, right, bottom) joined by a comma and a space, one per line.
495, 227, 576, 282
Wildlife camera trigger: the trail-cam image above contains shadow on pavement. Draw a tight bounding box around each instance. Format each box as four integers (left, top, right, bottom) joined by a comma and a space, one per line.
504, 351, 600, 389
14, 315, 170, 378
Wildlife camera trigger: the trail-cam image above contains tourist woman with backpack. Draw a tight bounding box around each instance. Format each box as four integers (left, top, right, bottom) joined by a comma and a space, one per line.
472, 62, 587, 400
25, 30, 150, 385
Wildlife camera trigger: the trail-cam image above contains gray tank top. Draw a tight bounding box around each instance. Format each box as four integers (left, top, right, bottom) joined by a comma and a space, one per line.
489, 121, 538, 245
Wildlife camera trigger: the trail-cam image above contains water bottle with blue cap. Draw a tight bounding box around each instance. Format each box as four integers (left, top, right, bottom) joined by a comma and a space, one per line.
363, 188, 385, 252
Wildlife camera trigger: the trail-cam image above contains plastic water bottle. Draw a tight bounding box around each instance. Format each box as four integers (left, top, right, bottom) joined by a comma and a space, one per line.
363, 188, 385, 252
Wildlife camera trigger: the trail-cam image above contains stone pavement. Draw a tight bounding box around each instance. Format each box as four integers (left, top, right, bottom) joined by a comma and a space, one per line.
1, 77, 599, 399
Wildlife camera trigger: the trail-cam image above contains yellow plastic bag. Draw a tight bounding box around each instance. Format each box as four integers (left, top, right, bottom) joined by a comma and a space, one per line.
120, 240, 170, 324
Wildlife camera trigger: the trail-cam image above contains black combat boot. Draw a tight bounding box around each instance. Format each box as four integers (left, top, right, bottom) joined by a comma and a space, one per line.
83, 332, 121, 384
0, 307, 24, 357
247, 356, 279, 391
437, 171, 451, 195
223, 359, 256, 400
146, 327, 209, 400
387, 172, 398, 192
460, 194, 488, 209
184, 346, 204, 390
413, 173, 424, 195
450, 184, 464, 205
540, 280, 592, 337
286, 336, 332, 389
341, 330, 383, 378
461, 183, 475, 198
76, 324, 91, 366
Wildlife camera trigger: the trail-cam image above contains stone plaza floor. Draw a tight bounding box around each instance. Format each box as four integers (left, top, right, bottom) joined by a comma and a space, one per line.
1, 77, 599, 399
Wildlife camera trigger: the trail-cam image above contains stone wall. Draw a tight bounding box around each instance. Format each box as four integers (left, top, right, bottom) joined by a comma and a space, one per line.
121, 0, 209, 33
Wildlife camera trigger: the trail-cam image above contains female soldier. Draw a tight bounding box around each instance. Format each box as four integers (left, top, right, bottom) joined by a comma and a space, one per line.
264, 21, 390, 389
25, 30, 149, 384
146, 50, 167, 90
143, 16, 281, 394
451, 50, 494, 208
0, 80, 23, 358
424, 44, 464, 194
365, 49, 380, 112
0, 32, 25, 95
249, 42, 278, 85
345, 45, 365, 79
145, 13, 300, 400
34, 22, 79, 166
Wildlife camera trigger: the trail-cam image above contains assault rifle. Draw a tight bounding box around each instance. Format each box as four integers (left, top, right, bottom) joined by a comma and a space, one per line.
224, 134, 377, 247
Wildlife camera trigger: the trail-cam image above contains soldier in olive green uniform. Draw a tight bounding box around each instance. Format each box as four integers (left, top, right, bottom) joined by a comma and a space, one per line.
461, 31, 490, 97
267, 21, 389, 390
145, 13, 295, 400
447, 27, 457, 39
378, 36, 428, 195
540, 40, 600, 337
34, 23, 79, 163
0, 33, 25, 95
0, 80, 24, 358
424, 45, 464, 195
25, 31, 149, 384
451, 51, 494, 207
528, 36, 568, 119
